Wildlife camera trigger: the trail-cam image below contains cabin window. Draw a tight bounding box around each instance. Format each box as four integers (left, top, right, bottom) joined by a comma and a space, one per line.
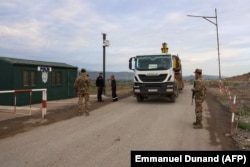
23, 71, 36, 86
52, 71, 62, 86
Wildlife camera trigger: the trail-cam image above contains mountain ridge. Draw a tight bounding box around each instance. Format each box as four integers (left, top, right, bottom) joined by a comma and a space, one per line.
86, 71, 227, 81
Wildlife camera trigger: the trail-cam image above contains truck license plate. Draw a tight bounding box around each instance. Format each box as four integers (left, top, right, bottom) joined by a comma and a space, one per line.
148, 89, 157, 92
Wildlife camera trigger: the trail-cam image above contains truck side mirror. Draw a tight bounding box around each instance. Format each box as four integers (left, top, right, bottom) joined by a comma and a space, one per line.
129, 57, 134, 70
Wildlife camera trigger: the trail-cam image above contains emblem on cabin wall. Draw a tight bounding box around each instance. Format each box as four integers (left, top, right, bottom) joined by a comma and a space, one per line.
37, 66, 52, 84
42, 72, 48, 83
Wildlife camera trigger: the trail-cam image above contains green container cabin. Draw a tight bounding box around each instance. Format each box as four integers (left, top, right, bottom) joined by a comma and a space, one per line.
0, 57, 78, 106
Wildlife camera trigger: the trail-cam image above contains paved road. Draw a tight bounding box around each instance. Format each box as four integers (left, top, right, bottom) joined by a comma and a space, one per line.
0, 85, 223, 167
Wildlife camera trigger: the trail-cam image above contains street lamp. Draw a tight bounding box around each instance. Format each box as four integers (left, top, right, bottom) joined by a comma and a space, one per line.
102, 33, 110, 95
187, 8, 221, 80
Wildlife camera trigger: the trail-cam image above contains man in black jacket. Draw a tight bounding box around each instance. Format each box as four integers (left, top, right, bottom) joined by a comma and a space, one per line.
96, 73, 104, 102
110, 75, 118, 102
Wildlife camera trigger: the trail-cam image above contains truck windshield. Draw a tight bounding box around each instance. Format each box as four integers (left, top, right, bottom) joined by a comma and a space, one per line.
135, 55, 172, 71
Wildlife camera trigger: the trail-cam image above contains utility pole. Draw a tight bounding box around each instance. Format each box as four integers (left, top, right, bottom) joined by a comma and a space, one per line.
187, 8, 221, 80
102, 33, 110, 95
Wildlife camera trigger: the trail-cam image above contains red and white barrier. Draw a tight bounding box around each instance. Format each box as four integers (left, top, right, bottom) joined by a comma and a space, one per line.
0, 89, 47, 118
218, 80, 232, 100
218, 80, 238, 135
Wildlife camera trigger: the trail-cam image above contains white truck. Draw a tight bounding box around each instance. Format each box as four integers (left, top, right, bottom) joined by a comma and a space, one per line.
129, 43, 181, 102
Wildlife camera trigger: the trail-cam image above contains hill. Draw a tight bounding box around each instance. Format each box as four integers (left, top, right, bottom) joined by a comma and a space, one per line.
87, 71, 133, 81
225, 72, 250, 82
86, 71, 222, 81
183, 75, 225, 81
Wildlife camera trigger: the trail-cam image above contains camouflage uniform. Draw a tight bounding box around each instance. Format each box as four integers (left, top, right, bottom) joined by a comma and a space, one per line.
74, 69, 91, 116
192, 69, 206, 128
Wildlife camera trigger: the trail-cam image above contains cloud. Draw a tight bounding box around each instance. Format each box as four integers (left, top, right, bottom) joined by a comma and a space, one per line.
0, 0, 249, 77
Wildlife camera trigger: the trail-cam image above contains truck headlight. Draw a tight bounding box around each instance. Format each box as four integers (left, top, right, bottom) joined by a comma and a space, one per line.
166, 88, 173, 92
134, 89, 140, 93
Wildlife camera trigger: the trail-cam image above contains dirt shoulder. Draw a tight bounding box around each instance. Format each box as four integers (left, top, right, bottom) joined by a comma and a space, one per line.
0, 91, 133, 139
206, 88, 240, 150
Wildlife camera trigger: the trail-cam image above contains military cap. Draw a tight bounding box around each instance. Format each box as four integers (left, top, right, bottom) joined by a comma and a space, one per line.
194, 68, 202, 74
81, 68, 86, 73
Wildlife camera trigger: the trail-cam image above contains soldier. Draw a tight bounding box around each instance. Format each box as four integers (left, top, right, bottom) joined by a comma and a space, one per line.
74, 68, 91, 116
191, 68, 206, 129
110, 75, 118, 102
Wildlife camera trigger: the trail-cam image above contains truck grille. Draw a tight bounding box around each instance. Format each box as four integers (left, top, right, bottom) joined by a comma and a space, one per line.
138, 74, 167, 82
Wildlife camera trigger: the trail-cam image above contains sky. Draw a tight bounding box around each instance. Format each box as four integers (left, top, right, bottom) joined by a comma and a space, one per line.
0, 0, 250, 77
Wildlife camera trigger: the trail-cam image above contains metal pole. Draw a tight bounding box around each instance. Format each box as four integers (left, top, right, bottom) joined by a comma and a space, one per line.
102, 33, 106, 95
187, 8, 221, 80
215, 9, 221, 80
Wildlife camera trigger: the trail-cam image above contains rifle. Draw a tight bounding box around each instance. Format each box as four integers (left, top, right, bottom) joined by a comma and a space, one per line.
192, 80, 196, 105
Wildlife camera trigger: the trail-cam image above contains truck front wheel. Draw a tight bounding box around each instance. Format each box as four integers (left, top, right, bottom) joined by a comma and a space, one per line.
136, 95, 143, 102
170, 95, 176, 103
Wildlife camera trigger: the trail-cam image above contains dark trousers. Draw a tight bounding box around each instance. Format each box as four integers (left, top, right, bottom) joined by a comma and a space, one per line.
97, 87, 103, 101
112, 88, 117, 101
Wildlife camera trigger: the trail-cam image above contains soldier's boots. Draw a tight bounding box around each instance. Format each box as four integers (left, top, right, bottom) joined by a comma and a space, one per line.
77, 109, 90, 116
193, 122, 203, 129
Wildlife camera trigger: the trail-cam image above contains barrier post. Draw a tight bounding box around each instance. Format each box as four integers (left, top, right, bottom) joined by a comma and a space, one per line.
14, 92, 17, 114
231, 95, 237, 135
29, 91, 32, 115
219, 80, 222, 94
42, 89, 47, 119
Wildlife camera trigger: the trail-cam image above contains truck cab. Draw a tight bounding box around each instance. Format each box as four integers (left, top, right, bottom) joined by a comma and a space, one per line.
129, 53, 178, 102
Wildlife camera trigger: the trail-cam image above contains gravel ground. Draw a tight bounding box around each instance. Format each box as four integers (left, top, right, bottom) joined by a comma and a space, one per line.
0, 85, 238, 167
207, 84, 250, 150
